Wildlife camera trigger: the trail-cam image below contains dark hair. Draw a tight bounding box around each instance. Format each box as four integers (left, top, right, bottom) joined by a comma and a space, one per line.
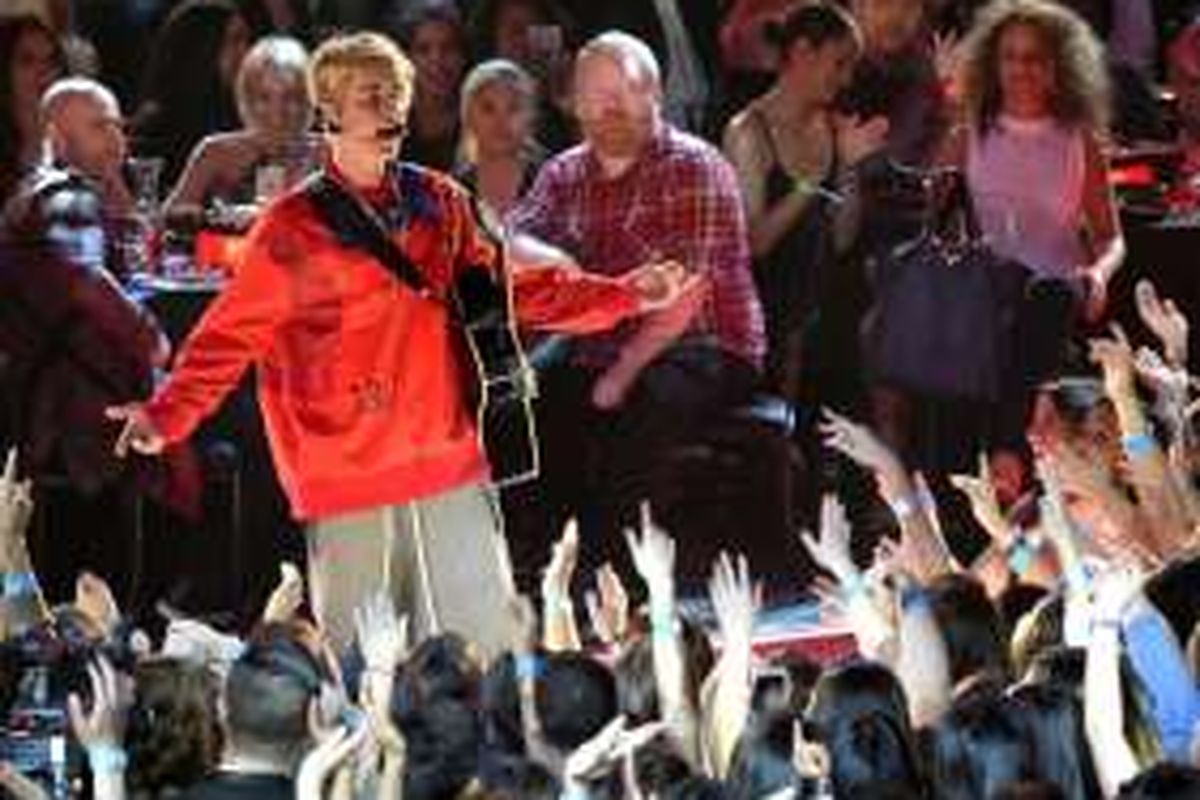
725, 710, 798, 799
1117, 763, 1200, 799
927, 573, 1010, 684
0, 15, 66, 198
995, 781, 1069, 800
763, 2, 860, 57
126, 658, 223, 795
1008, 682, 1100, 799
925, 684, 1029, 800
225, 621, 329, 745
400, 698, 482, 800
132, 0, 244, 182
391, 633, 483, 718
537, 651, 617, 751
806, 661, 923, 796
466, 0, 575, 63
393, 1, 466, 51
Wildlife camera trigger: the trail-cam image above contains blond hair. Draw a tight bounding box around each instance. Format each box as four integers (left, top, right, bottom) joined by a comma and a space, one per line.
458, 59, 537, 164
308, 32, 415, 123
236, 36, 311, 129
958, 0, 1109, 135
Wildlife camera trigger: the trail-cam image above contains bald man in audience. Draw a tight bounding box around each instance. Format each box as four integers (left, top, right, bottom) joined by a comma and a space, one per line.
0, 76, 192, 602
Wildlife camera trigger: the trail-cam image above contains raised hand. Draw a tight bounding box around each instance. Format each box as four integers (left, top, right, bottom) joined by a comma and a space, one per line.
1135, 279, 1189, 367
67, 654, 129, 754
355, 592, 408, 761
584, 561, 629, 645
799, 494, 858, 585
541, 519, 579, 606
624, 502, 677, 597
707, 551, 759, 653
950, 453, 1010, 543
105, 403, 165, 457
0, 449, 34, 567
1089, 323, 1138, 404
75, 572, 121, 637
261, 561, 304, 624
353, 591, 408, 676
819, 408, 904, 480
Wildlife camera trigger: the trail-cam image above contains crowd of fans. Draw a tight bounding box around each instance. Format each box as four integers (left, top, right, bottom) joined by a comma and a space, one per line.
3, 0, 1200, 797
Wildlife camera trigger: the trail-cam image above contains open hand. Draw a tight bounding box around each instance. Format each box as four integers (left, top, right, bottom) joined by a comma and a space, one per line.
75, 572, 121, 636
585, 562, 629, 645
105, 403, 165, 456
261, 561, 305, 624
708, 550, 759, 653
1089, 323, 1137, 403
819, 408, 904, 480
624, 503, 676, 597
1135, 279, 1188, 367
67, 654, 129, 752
798, 495, 858, 585
0, 449, 34, 566
950, 453, 1010, 544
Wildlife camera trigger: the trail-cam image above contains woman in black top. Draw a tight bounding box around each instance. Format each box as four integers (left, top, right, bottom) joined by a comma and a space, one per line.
723, 4, 887, 401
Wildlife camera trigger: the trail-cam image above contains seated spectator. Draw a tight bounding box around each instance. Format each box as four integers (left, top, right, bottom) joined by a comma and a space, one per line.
506, 30, 765, 578
394, 2, 468, 172
454, 59, 543, 218
0, 15, 66, 204
164, 35, 319, 217
466, 0, 578, 153
130, 0, 253, 188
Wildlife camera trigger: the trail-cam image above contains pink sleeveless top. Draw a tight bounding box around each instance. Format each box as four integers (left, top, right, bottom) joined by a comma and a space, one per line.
966, 115, 1086, 281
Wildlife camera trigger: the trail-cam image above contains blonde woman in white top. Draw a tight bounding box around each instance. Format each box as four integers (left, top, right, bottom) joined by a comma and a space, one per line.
164, 35, 320, 215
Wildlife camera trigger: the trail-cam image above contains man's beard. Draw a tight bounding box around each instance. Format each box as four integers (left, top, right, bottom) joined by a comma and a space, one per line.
585, 114, 651, 161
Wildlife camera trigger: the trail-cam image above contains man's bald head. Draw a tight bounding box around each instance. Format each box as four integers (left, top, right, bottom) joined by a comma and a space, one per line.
41, 77, 127, 182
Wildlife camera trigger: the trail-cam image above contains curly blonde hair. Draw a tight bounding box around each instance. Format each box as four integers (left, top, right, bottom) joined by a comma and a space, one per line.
957, 0, 1109, 135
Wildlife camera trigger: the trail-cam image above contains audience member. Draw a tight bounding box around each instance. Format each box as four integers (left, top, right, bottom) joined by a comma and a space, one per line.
164, 35, 318, 217
454, 58, 542, 218
507, 30, 764, 577
0, 15, 66, 204
131, 0, 253, 187
394, 2, 468, 172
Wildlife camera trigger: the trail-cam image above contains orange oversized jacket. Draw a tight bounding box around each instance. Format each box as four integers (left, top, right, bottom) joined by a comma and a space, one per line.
144, 165, 639, 520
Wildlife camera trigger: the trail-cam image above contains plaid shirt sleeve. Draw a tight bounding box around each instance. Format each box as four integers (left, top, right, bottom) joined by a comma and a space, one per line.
505, 157, 571, 247
679, 147, 765, 370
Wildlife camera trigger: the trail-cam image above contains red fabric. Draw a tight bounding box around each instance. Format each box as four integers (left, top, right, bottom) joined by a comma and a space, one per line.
508, 125, 765, 370
144, 167, 640, 520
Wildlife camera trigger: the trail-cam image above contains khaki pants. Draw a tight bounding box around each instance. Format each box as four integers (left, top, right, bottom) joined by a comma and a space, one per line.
306, 482, 520, 661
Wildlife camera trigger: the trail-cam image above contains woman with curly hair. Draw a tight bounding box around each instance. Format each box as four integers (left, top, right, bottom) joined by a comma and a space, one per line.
946, 0, 1125, 464
953, 0, 1123, 325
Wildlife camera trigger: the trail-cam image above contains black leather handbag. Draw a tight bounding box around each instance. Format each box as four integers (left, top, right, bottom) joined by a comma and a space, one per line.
863, 171, 1029, 400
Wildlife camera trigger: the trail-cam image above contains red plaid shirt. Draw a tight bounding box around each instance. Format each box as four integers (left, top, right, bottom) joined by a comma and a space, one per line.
508, 124, 764, 370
